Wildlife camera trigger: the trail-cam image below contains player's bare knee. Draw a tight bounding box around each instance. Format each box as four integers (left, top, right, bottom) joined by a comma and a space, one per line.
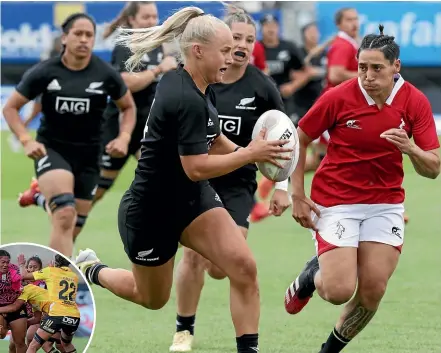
228, 254, 258, 287
322, 282, 356, 305
138, 295, 169, 310
182, 248, 206, 272
207, 264, 226, 280
358, 280, 388, 309
52, 206, 76, 231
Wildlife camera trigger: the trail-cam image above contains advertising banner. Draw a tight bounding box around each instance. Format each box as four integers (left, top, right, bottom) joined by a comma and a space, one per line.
315, 2, 441, 66
1, 1, 281, 64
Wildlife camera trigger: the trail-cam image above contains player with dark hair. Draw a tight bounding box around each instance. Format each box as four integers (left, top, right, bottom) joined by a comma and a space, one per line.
284, 25, 440, 353
95, 1, 178, 203
21, 255, 81, 353
3, 13, 136, 257
0, 250, 27, 352
10, 254, 47, 353
74, 6, 292, 353
169, 10, 291, 351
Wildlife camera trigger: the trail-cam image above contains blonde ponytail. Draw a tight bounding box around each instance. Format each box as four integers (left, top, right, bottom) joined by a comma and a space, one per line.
116, 6, 204, 71
116, 6, 228, 72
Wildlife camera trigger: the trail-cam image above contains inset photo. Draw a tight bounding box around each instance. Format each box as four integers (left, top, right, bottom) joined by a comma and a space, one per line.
0, 242, 95, 352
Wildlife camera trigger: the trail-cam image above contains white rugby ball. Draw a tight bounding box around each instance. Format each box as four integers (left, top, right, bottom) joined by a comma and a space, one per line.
251, 110, 299, 182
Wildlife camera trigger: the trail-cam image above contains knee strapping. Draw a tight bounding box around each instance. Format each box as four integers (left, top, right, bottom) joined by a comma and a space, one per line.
61, 334, 73, 344
75, 215, 87, 228
98, 176, 115, 190
48, 193, 75, 213
48, 337, 61, 344
34, 332, 46, 345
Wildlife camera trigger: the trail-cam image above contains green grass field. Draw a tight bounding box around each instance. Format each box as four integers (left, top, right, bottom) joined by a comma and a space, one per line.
1, 131, 441, 353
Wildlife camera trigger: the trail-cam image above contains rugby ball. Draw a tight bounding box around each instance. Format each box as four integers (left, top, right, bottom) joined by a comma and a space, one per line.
251, 110, 299, 182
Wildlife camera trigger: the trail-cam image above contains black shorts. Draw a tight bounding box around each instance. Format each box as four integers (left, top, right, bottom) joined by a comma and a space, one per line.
212, 181, 257, 229
118, 183, 224, 267
40, 315, 80, 335
34, 140, 100, 200
100, 116, 145, 171
2, 304, 27, 323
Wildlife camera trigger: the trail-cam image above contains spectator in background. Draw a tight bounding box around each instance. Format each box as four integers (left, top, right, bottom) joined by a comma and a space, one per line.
322, 7, 360, 94
294, 22, 327, 120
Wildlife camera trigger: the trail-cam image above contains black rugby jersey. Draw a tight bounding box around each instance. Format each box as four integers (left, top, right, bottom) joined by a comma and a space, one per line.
264, 40, 304, 87
294, 47, 326, 115
129, 66, 221, 198
104, 45, 163, 122
210, 64, 285, 184
16, 55, 127, 146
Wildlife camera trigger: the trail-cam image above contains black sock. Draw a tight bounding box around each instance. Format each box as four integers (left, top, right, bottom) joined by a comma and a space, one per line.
176, 314, 195, 335
320, 328, 350, 353
236, 333, 259, 353
34, 193, 47, 212
85, 264, 108, 287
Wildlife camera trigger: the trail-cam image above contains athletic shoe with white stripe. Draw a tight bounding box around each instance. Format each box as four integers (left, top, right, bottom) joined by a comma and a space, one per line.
75, 248, 101, 285
284, 256, 319, 315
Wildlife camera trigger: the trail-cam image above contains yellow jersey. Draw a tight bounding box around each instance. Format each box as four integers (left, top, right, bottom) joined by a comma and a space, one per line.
33, 267, 80, 318
18, 284, 51, 314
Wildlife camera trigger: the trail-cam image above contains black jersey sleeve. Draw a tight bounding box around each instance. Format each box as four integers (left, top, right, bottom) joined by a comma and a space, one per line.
15, 63, 48, 100
288, 42, 305, 71
112, 45, 131, 73
105, 64, 129, 101
265, 77, 286, 113
177, 94, 208, 156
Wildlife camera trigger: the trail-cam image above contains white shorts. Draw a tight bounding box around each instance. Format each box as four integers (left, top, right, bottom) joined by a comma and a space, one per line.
310, 203, 405, 256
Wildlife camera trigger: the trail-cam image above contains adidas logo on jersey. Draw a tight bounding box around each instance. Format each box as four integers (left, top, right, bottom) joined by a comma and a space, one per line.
236, 97, 256, 111
85, 82, 104, 94
207, 118, 214, 127
47, 79, 61, 91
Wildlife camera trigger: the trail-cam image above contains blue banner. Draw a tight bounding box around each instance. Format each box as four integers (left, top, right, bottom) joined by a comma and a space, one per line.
1, 1, 280, 64
315, 2, 441, 67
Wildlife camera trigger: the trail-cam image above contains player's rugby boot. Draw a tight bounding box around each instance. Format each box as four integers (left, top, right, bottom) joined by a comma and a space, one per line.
284, 255, 319, 315
169, 330, 194, 352
18, 177, 40, 207
75, 248, 101, 285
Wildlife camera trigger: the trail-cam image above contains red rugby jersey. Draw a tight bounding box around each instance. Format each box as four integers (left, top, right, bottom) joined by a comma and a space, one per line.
299, 75, 440, 207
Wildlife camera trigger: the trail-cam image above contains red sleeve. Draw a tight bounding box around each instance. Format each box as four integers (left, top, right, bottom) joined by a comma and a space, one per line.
327, 42, 354, 69
253, 42, 266, 71
411, 94, 440, 151
298, 91, 337, 140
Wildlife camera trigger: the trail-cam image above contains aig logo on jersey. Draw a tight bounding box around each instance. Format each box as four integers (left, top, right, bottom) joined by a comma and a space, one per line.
219, 115, 242, 135
55, 97, 90, 115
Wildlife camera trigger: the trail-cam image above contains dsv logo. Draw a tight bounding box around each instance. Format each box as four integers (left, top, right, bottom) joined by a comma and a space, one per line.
55, 97, 90, 115
62, 317, 79, 325
219, 115, 242, 135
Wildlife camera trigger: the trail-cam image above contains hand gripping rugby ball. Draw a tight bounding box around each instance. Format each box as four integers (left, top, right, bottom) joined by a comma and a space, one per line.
251, 110, 300, 182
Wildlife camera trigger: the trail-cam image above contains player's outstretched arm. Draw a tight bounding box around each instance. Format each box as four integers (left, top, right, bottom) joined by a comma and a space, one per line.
290, 128, 321, 230
208, 134, 240, 155
0, 299, 26, 314
181, 129, 292, 181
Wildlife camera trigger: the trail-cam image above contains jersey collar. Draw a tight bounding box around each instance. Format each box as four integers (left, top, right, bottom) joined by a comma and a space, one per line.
337, 31, 360, 50
358, 74, 405, 106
